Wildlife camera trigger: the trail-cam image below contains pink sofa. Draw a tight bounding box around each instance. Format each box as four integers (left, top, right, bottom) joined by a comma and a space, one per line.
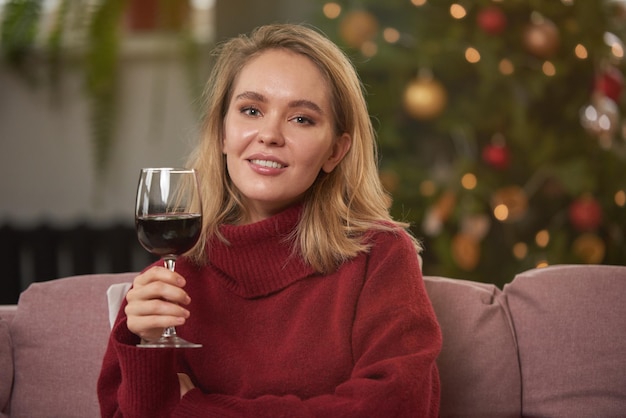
1, 264, 625, 417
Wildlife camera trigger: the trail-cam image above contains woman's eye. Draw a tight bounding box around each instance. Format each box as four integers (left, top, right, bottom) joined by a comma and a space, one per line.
241, 107, 260, 117
293, 116, 314, 125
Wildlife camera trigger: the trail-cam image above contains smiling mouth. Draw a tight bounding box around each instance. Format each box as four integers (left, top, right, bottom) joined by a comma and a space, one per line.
250, 159, 285, 169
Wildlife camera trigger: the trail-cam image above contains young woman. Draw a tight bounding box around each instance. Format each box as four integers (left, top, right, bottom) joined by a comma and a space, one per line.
98, 23, 442, 417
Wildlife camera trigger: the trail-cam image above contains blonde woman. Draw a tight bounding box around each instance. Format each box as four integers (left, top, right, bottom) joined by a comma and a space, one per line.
99, 23, 441, 417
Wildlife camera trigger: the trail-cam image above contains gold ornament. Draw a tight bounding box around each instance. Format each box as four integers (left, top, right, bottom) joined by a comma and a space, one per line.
452, 233, 480, 271
403, 74, 447, 120
572, 233, 606, 264
339, 10, 379, 49
522, 18, 560, 58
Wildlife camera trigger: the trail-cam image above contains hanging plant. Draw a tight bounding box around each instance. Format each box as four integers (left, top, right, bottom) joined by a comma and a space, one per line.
0, 0, 199, 178
84, 0, 125, 176
0, 0, 42, 84
1, 0, 125, 177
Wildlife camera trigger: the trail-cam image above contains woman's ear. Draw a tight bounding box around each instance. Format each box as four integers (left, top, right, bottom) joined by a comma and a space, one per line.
322, 133, 352, 173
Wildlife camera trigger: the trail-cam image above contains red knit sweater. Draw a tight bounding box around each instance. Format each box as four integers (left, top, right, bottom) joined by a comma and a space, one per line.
97, 205, 442, 417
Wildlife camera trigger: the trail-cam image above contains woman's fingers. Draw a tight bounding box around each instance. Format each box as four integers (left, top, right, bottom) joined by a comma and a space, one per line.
132, 265, 186, 289
127, 312, 187, 341
128, 266, 190, 305
127, 279, 191, 306
125, 296, 190, 318
125, 266, 191, 340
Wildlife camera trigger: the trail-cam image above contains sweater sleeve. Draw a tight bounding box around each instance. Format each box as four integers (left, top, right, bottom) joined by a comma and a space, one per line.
172, 230, 442, 418
98, 306, 182, 418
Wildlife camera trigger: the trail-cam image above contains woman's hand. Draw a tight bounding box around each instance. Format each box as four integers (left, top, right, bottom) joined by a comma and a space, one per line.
125, 266, 191, 342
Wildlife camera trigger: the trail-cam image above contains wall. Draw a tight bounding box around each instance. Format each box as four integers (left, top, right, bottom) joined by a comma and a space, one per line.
0, 52, 198, 226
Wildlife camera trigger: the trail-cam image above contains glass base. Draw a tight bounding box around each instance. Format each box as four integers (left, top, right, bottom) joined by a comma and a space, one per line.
138, 335, 202, 348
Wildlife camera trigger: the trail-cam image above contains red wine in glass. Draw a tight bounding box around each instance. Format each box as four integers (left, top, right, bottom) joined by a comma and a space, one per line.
136, 214, 202, 257
135, 168, 203, 348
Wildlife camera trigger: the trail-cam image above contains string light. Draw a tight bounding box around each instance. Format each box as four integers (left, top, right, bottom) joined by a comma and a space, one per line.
461, 173, 477, 190
535, 230, 550, 247
494, 204, 509, 221
499, 59, 515, 75
513, 243, 528, 260
450, 4, 467, 19
542, 61, 556, 76
574, 44, 588, 59
383, 27, 401, 44
605, 32, 624, 60
615, 190, 626, 207
465, 47, 481, 63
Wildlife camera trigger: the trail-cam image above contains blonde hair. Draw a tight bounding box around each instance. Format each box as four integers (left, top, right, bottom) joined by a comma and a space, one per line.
187, 23, 420, 273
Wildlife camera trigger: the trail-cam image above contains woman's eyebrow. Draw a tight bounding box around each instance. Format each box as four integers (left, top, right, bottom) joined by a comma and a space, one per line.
234, 91, 324, 115
289, 99, 324, 115
235, 91, 266, 102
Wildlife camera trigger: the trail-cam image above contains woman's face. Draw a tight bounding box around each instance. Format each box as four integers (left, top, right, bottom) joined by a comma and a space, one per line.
222, 49, 351, 223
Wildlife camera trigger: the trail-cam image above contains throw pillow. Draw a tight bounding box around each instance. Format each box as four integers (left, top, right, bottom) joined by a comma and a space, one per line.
505, 264, 626, 417
424, 276, 521, 417
107, 282, 132, 328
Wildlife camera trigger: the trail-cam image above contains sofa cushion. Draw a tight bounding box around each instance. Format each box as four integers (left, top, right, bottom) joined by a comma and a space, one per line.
0, 318, 12, 418
424, 276, 521, 417
504, 264, 626, 417
9, 273, 136, 418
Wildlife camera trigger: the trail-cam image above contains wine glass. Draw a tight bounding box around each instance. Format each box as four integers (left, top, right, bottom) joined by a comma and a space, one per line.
135, 168, 203, 348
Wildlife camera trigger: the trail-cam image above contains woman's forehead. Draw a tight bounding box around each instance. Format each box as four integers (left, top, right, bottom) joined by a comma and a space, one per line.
231, 49, 332, 107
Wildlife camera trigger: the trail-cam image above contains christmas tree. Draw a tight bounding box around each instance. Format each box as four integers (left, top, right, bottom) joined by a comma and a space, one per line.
315, 0, 626, 286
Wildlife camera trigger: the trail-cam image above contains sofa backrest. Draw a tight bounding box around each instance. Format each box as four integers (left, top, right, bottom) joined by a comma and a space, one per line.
3, 266, 625, 418
424, 276, 521, 417
504, 264, 626, 417
6, 272, 136, 418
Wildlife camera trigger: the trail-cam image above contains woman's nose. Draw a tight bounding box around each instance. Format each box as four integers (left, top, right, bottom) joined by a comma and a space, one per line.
257, 116, 285, 146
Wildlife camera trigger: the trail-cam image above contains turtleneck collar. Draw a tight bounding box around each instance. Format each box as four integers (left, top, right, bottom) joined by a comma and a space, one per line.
206, 204, 318, 298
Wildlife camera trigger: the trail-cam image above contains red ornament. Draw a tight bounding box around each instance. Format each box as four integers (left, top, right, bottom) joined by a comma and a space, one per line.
481, 143, 510, 170
568, 195, 603, 231
477, 6, 507, 35
594, 66, 624, 102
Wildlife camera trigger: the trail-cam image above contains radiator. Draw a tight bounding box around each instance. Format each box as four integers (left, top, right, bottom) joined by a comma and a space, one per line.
0, 224, 157, 304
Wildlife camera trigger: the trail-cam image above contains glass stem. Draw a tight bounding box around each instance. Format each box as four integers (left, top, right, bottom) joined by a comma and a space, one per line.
164, 257, 176, 271
162, 326, 178, 338
163, 256, 178, 338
